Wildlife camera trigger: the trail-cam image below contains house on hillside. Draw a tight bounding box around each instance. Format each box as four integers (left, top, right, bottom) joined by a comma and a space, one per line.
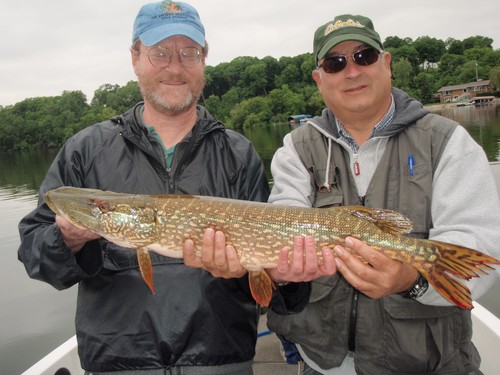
437, 80, 495, 103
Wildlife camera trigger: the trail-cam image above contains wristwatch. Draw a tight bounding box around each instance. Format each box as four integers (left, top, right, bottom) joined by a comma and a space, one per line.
399, 273, 429, 300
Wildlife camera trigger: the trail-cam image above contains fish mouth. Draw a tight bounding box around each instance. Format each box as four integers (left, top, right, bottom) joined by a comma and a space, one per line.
44, 187, 122, 232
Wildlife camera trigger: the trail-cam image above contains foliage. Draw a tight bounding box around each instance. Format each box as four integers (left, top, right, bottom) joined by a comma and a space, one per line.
1, 34, 499, 151
490, 66, 500, 89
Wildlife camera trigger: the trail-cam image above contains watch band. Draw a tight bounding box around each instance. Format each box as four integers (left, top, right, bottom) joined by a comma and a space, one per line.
399, 273, 429, 300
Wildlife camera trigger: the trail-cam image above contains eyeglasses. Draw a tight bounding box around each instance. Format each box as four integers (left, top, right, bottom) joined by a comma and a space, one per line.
146, 46, 202, 69
318, 47, 382, 74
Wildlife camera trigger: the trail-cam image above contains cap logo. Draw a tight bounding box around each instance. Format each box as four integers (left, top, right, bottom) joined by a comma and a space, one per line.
160, 1, 183, 14
324, 19, 364, 36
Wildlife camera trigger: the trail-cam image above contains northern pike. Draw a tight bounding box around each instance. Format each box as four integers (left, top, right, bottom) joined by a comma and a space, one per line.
44, 187, 500, 309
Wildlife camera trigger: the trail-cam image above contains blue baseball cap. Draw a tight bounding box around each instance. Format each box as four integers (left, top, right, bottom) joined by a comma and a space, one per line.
132, 1, 206, 47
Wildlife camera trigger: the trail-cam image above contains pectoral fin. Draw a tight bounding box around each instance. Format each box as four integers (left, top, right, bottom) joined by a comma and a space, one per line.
248, 270, 274, 307
137, 247, 155, 294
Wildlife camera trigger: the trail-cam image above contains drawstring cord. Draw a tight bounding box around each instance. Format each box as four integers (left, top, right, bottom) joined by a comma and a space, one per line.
324, 137, 333, 190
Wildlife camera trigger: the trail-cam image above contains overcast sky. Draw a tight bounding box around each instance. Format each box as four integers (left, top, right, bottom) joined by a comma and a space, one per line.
1, 0, 499, 107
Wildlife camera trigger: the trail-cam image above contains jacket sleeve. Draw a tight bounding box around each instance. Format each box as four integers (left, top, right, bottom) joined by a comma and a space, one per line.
420, 125, 500, 306
269, 282, 312, 314
17, 142, 103, 290
268, 133, 313, 207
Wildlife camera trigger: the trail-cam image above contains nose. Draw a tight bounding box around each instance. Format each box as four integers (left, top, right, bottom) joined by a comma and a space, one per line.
343, 58, 362, 78
164, 52, 183, 72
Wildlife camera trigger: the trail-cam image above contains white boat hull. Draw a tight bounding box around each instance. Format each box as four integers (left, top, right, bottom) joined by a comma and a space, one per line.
22, 302, 500, 375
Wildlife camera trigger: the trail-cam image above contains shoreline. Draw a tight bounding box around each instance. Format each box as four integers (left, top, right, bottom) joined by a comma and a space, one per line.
424, 98, 499, 112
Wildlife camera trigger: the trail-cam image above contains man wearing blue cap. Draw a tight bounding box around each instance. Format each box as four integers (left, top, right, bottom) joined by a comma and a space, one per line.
18, 1, 269, 374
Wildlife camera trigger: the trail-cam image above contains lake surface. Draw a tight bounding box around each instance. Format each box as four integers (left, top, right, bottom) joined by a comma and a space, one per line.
1, 104, 499, 374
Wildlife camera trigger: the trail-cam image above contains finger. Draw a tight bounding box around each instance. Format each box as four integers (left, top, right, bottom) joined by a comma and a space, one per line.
55, 215, 100, 253
276, 248, 291, 274
200, 228, 215, 264
183, 239, 203, 268
303, 236, 320, 274
334, 244, 375, 288
267, 248, 290, 282
290, 236, 305, 275
213, 230, 229, 269
318, 247, 336, 275
345, 236, 386, 268
226, 244, 246, 276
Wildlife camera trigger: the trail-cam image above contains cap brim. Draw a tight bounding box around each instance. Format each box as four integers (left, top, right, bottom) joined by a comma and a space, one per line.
317, 34, 382, 62
139, 24, 205, 47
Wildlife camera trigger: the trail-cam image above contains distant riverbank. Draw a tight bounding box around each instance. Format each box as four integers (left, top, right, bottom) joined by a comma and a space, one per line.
425, 98, 499, 112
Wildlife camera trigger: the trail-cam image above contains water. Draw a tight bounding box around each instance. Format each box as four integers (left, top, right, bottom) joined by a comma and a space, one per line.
1, 104, 499, 374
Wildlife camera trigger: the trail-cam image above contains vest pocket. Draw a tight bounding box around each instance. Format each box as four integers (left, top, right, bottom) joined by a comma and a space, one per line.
267, 275, 350, 368
309, 275, 339, 302
380, 295, 466, 373
309, 168, 343, 207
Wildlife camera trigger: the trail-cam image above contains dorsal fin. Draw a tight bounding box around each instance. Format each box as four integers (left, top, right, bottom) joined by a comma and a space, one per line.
339, 206, 413, 235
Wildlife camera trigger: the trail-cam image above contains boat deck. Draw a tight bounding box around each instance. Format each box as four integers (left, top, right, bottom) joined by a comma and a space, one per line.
254, 313, 300, 374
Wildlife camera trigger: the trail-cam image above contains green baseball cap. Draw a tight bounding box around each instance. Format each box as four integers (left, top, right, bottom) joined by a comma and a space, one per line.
313, 15, 384, 64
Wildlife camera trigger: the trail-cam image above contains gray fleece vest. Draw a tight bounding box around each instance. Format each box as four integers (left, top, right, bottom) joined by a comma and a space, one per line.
267, 113, 481, 374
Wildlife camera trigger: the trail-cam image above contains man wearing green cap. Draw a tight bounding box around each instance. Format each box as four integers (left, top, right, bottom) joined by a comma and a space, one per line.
18, 1, 269, 374
262, 14, 500, 375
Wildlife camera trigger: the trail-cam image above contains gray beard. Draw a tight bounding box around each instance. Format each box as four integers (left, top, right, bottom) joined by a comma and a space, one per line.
141, 87, 198, 116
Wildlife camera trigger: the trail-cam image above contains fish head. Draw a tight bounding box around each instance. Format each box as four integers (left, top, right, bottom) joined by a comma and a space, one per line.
45, 187, 157, 248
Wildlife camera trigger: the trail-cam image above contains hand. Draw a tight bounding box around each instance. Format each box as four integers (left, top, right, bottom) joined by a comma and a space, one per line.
183, 228, 247, 278
55, 215, 101, 254
267, 236, 337, 283
334, 236, 419, 299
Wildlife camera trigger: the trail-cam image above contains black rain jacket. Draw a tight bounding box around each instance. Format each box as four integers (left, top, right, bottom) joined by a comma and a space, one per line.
18, 103, 270, 372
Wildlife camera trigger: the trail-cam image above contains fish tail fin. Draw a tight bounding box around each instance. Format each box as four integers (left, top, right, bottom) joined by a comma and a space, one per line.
419, 268, 473, 310
248, 270, 274, 307
137, 248, 155, 295
418, 242, 500, 310
434, 241, 500, 279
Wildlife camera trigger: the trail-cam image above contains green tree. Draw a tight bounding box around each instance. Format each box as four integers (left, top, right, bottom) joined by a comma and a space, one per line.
462, 36, 493, 50
446, 38, 465, 55
268, 85, 306, 122
204, 95, 223, 122
275, 63, 301, 89
437, 53, 467, 86
228, 96, 272, 129
388, 45, 420, 73
414, 72, 436, 104
106, 81, 142, 113
91, 84, 120, 107
300, 54, 316, 84
384, 36, 412, 49
458, 60, 483, 83
489, 66, 500, 89
261, 56, 281, 94
241, 62, 269, 97
414, 36, 446, 65
392, 58, 413, 91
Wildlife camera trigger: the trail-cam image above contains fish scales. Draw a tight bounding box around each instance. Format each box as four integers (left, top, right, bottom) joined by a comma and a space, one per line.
153, 197, 354, 269
44, 187, 500, 309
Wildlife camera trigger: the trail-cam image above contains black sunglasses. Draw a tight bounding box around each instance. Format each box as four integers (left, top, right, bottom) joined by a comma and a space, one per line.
318, 47, 382, 74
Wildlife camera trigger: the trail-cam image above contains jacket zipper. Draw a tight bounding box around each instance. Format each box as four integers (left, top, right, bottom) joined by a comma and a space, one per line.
348, 291, 359, 352
347, 195, 365, 352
